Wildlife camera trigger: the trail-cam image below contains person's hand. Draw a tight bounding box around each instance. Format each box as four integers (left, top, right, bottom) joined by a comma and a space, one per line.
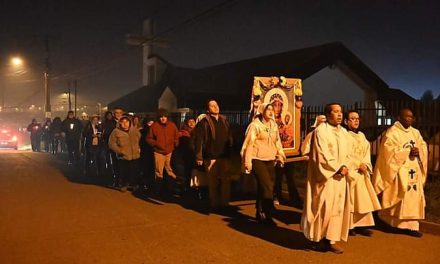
275, 155, 284, 167
333, 173, 343, 181
358, 163, 368, 174
339, 166, 348, 176
196, 160, 203, 166
410, 147, 419, 158
244, 164, 251, 174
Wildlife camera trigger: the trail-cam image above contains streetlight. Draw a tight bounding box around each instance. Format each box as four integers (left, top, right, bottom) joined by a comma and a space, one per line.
10, 57, 23, 67
1, 56, 25, 110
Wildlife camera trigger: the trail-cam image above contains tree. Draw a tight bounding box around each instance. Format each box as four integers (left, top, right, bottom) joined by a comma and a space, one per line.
420, 90, 434, 101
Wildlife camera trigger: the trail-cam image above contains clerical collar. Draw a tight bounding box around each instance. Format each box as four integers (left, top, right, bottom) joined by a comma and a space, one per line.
395, 121, 411, 132
209, 114, 219, 120
327, 122, 339, 128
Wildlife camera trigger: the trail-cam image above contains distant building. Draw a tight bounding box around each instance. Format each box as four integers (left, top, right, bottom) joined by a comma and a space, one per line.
109, 21, 413, 126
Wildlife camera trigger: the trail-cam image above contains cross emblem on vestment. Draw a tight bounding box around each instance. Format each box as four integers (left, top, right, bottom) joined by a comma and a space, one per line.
409, 169, 416, 179
409, 140, 416, 148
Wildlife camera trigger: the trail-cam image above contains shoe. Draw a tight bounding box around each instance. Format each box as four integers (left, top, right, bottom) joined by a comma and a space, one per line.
405, 229, 423, 238
127, 185, 138, 192
328, 243, 344, 254
356, 228, 372, 237
263, 218, 277, 227
315, 239, 329, 252
349, 229, 356, 236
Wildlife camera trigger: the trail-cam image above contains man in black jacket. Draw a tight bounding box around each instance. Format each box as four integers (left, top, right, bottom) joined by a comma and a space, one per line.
27, 119, 42, 152
194, 100, 233, 210
62, 111, 83, 165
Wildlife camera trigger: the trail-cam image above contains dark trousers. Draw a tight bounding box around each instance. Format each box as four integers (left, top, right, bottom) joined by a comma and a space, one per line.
252, 159, 276, 218
30, 135, 40, 152
66, 139, 80, 163
118, 159, 140, 187
110, 151, 120, 184
52, 136, 63, 154
84, 146, 106, 176
43, 137, 52, 152
273, 162, 302, 206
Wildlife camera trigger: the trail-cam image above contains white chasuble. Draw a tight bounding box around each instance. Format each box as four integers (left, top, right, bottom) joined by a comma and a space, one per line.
347, 131, 381, 228
373, 121, 427, 230
301, 123, 351, 242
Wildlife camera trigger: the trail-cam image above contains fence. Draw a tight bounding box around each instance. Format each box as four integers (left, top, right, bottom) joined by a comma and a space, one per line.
303, 100, 440, 175
142, 100, 440, 175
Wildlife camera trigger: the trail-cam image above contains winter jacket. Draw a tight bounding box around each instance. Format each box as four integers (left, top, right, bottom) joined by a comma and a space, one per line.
61, 117, 83, 141
108, 127, 141, 160
194, 114, 232, 161
83, 122, 104, 148
146, 121, 179, 155
241, 117, 285, 171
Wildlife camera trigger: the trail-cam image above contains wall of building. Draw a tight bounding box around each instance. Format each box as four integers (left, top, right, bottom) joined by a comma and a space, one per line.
158, 87, 177, 111
302, 65, 365, 107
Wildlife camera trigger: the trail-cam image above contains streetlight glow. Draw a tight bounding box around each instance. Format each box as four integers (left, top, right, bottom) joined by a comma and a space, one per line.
10, 57, 23, 67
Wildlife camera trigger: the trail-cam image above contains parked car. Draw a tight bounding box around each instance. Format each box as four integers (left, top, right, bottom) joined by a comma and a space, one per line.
0, 128, 18, 150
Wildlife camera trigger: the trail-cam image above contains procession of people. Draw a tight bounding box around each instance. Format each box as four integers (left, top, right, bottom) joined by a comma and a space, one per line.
25, 101, 429, 255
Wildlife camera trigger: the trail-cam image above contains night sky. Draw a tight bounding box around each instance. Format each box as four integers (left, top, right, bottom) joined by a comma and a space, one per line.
1, 0, 439, 109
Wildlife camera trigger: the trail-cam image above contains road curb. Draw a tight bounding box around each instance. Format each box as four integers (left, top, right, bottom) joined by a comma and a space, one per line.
280, 190, 440, 236
420, 220, 440, 235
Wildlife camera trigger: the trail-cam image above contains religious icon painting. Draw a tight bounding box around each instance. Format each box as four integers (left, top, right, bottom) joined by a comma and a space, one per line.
250, 76, 303, 157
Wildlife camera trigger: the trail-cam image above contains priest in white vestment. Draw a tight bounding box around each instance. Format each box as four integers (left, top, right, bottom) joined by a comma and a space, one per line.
373, 108, 428, 237
301, 103, 351, 254
345, 111, 381, 236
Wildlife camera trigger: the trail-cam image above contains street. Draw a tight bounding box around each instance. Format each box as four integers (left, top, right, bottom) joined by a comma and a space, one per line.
1, 151, 439, 264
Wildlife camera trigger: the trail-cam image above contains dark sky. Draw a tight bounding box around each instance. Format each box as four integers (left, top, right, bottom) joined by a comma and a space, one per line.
1, 0, 439, 109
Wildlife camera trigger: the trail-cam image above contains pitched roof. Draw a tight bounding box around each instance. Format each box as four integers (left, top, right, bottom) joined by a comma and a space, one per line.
109, 42, 413, 111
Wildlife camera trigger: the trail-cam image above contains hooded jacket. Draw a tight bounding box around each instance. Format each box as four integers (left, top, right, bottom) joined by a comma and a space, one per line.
241, 110, 285, 171
108, 126, 141, 160
146, 120, 179, 155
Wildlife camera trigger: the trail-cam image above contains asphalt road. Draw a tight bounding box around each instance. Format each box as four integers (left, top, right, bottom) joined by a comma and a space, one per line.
1, 150, 439, 264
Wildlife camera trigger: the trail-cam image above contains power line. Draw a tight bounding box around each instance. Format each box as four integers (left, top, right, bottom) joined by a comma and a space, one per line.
155, 0, 238, 38
51, 0, 239, 84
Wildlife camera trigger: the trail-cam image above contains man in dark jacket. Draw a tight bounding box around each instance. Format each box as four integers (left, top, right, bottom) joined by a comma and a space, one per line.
27, 118, 42, 152
61, 110, 83, 165
146, 108, 180, 194
194, 100, 233, 209
83, 115, 105, 176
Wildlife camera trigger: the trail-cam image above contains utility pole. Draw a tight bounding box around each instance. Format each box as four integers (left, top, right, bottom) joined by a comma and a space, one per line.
74, 80, 77, 117
44, 35, 51, 118
1, 81, 4, 110
67, 80, 72, 111
97, 102, 102, 117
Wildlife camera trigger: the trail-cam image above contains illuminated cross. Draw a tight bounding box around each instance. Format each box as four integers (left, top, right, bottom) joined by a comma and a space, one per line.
409, 169, 416, 180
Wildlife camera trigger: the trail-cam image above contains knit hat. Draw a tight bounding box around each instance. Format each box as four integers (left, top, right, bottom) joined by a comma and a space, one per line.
119, 115, 131, 122
157, 108, 169, 117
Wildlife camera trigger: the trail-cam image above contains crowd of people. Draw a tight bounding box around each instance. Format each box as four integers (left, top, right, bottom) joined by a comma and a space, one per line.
26, 100, 428, 255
